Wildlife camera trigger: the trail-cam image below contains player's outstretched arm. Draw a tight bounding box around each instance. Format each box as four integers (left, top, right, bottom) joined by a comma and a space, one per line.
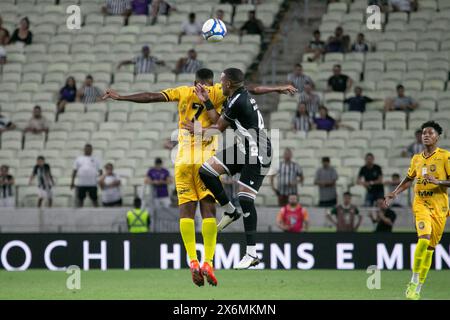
194, 83, 220, 123
384, 176, 413, 208
102, 89, 166, 103
247, 84, 297, 95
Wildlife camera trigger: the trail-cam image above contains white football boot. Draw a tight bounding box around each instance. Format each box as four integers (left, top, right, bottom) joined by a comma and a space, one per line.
234, 253, 260, 270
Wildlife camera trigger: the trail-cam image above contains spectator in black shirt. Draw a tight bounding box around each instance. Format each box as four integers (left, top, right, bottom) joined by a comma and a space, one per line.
344, 86, 373, 112
325, 26, 350, 53
240, 10, 264, 36
29, 156, 54, 208
9, 17, 32, 45
305, 30, 325, 62
351, 33, 369, 52
370, 198, 396, 232
0, 165, 15, 208
327, 64, 352, 92
357, 153, 384, 207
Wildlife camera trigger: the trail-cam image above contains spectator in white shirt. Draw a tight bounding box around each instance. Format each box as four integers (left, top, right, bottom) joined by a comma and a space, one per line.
99, 163, 122, 207
71, 144, 102, 208
180, 13, 202, 37
117, 45, 165, 74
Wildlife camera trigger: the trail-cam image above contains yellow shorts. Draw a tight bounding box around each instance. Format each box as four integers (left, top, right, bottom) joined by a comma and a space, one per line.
413, 200, 448, 248
174, 163, 213, 205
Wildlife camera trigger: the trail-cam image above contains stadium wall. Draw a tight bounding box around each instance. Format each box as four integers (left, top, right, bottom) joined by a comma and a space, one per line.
1, 233, 449, 271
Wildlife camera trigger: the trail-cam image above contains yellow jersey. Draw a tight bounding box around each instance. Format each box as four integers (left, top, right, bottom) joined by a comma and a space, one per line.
407, 147, 450, 216
161, 84, 226, 165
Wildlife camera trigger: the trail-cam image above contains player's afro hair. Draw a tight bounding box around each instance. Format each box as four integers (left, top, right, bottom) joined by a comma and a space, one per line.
223, 68, 244, 85
421, 121, 443, 135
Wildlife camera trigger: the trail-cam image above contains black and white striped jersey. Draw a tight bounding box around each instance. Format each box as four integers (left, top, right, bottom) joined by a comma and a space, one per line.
222, 87, 271, 166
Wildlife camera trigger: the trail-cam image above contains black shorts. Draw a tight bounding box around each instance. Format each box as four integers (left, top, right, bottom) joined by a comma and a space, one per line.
213, 144, 271, 194
76, 186, 98, 202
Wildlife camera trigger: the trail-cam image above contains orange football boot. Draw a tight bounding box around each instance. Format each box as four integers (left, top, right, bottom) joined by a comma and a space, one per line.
201, 262, 218, 286
190, 260, 204, 287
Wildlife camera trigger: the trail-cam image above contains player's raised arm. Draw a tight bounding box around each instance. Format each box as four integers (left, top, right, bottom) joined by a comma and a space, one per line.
102, 89, 166, 103
194, 83, 221, 124
246, 84, 297, 95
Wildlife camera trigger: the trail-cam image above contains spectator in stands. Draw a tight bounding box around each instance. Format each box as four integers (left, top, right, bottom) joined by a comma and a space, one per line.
118, 45, 165, 74
215, 9, 233, 33
292, 102, 312, 132
344, 86, 373, 112
102, 0, 132, 23
299, 82, 320, 118
313, 106, 337, 131
315, 157, 338, 207
76, 75, 103, 104
0, 113, 16, 132
145, 158, 172, 209
357, 153, 384, 207
286, 64, 314, 92
0, 17, 10, 45
402, 129, 423, 157
9, 17, 32, 45
131, 0, 150, 15
29, 156, 54, 208
327, 64, 352, 92
71, 144, 102, 208
127, 197, 150, 233
370, 197, 396, 232
305, 30, 325, 62
240, 10, 264, 36
57, 76, 77, 115
270, 148, 304, 207
325, 26, 349, 53
99, 163, 122, 207
351, 33, 369, 53
390, 0, 417, 12
276, 194, 309, 233
149, 0, 173, 25
174, 49, 203, 74
180, 13, 202, 37
23, 106, 49, 137
369, 0, 389, 12
0, 165, 15, 208
384, 173, 408, 207
384, 84, 417, 112
327, 192, 362, 232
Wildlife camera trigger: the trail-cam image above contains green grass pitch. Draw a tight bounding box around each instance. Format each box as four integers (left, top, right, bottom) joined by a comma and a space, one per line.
1, 269, 449, 300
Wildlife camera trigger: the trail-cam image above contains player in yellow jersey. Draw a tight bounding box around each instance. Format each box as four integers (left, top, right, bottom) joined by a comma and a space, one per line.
103, 68, 296, 286
385, 121, 450, 300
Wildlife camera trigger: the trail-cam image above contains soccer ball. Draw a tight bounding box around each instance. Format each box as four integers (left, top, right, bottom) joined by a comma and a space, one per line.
202, 18, 227, 42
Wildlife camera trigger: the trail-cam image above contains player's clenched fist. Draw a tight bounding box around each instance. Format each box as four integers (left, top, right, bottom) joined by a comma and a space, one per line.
102, 89, 120, 100
194, 84, 210, 102
383, 192, 396, 208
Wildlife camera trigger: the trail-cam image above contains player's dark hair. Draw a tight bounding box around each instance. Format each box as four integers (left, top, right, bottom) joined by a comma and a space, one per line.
421, 120, 443, 135
134, 197, 142, 209
223, 68, 244, 87
195, 68, 214, 82
37, 156, 45, 161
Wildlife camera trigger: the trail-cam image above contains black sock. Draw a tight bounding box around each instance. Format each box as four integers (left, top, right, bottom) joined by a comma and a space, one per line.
199, 165, 230, 207
239, 195, 257, 246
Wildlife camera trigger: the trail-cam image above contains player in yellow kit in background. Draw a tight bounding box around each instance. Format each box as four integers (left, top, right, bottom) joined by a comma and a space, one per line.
384, 121, 450, 300
103, 68, 296, 287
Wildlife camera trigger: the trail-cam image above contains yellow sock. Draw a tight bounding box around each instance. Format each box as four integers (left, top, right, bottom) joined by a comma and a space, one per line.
419, 250, 434, 284
412, 238, 430, 277
202, 218, 217, 265
180, 218, 197, 261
